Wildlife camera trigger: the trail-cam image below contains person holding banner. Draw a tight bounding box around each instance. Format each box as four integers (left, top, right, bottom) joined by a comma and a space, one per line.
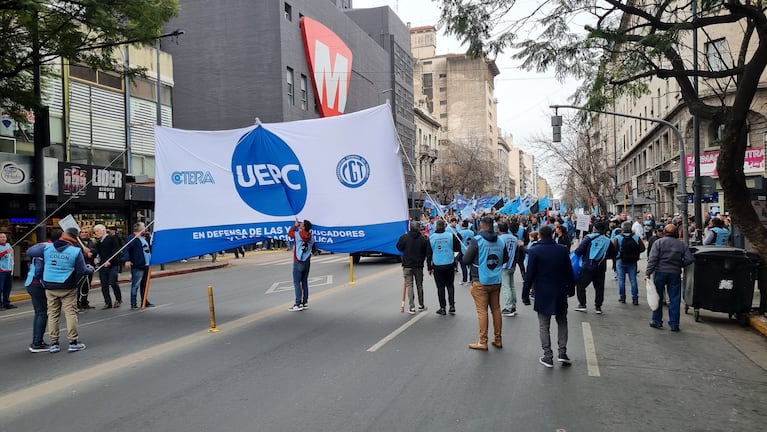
27, 228, 93, 353
123, 222, 155, 310
427, 220, 462, 316
93, 224, 123, 309
288, 219, 315, 312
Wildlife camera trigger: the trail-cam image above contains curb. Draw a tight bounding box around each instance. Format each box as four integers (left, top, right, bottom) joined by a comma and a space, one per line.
748, 314, 767, 337
8, 262, 230, 303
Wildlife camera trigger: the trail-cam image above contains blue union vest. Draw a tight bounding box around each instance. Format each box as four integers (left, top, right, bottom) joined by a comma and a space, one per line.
711, 227, 730, 246
429, 231, 455, 266
42, 243, 81, 284
474, 235, 504, 284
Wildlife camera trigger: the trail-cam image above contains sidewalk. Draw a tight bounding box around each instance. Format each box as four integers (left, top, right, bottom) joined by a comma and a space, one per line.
6, 249, 286, 303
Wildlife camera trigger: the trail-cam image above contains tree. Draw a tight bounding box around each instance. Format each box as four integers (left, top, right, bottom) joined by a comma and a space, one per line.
435, 136, 497, 200
527, 113, 614, 213
439, 1, 767, 309
0, 0, 179, 118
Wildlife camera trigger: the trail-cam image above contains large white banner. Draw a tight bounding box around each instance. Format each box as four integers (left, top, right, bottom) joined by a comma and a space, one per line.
152, 105, 408, 264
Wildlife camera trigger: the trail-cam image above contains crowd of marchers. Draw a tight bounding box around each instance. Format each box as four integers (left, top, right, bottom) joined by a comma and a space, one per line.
392, 207, 742, 368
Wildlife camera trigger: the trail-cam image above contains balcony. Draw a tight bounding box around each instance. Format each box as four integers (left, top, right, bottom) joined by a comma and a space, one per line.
417, 144, 438, 160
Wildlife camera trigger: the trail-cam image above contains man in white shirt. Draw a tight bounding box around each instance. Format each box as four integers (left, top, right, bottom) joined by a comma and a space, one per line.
631, 216, 645, 240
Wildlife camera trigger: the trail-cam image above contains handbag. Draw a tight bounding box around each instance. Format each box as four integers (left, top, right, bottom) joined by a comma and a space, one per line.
646, 275, 660, 311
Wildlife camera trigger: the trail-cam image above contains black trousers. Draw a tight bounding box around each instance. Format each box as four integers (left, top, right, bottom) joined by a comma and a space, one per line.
433, 265, 456, 308
576, 267, 606, 308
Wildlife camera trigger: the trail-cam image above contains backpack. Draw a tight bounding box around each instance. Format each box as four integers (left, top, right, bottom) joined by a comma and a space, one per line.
618, 234, 641, 263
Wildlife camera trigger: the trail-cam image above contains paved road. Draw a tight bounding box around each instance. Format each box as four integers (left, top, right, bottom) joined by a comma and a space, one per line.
1, 252, 765, 431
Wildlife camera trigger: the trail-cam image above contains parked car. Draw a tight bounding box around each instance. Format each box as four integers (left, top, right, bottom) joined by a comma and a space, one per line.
350, 251, 402, 264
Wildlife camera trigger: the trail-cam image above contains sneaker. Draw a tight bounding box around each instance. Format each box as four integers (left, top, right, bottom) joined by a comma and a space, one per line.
436, 308, 447, 315
29, 342, 50, 353
407, 307, 416, 314
670, 326, 680, 332
509, 307, 517, 317
574, 305, 587, 312
288, 304, 304, 312
418, 305, 426, 312
3, 303, 17, 309
632, 298, 639, 306
49, 344, 60, 353
557, 353, 572, 365
130, 305, 139, 310
68, 341, 86, 352
302, 303, 308, 310
649, 321, 663, 329
101, 304, 112, 310
595, 307, 602, 314
144, 302, 155, 307
502, 309, 513, 317
539, 356, 554, 368
448, 305, 456, 315
618, 297, 626, 303
114, 301, 122, 308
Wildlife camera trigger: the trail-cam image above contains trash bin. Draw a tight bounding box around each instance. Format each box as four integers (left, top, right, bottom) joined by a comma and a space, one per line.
683, 246, 759, 325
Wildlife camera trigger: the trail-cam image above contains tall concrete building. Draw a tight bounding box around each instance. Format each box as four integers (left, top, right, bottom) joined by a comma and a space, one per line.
410, 25, 501, 195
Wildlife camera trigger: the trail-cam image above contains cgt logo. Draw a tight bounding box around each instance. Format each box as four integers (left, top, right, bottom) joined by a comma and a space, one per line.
300, 16, 352, 118
336, 155, 369, 188
232, 126, 307, 216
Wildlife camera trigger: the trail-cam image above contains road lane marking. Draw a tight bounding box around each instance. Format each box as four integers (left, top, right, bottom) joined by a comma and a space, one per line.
582, 322, 600, 377
366, 312, 430, 352
0, 265, 400, 416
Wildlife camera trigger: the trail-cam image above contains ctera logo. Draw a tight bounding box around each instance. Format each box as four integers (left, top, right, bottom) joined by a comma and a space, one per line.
171, 171, 215, 185
231, 126, 307, 216
300, 16, 352, 118
336, 155, 370, 188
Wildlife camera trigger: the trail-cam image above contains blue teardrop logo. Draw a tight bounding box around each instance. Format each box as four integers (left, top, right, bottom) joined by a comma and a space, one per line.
231, 126, 307, 216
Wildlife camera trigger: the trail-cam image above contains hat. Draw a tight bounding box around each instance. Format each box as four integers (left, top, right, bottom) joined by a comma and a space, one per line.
64, 227, 80, 238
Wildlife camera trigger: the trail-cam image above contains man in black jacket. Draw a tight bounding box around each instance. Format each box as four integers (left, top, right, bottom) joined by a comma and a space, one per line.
397, 222, 428, 314
93, 224, 123, 309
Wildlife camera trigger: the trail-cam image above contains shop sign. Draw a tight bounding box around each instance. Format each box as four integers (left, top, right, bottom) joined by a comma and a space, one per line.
685, 148, 764, 177
0, 152, 58, 195
58, 162, 125, 204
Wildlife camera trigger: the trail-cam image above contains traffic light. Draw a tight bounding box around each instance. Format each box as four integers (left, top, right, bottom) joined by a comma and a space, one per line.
33, 105, 50, 150
551, 115, 562, 142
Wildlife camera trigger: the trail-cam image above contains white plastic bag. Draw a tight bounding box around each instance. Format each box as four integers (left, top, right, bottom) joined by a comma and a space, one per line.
646, 275, 660, 311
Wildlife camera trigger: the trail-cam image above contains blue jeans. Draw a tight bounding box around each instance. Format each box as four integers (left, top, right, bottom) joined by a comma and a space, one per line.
0, 271, 12, 305
25, 283, 47, 345
652, 272, 682, 328
501, 268, 516, 310
616, 260, 639, 300
292, 260, 310, 305
130, 267, 146, 306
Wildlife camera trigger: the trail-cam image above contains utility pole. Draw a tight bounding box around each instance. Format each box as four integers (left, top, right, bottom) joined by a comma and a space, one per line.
32, 10, 50, 243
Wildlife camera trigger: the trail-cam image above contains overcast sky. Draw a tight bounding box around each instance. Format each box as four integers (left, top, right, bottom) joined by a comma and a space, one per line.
352, 0, 583, 159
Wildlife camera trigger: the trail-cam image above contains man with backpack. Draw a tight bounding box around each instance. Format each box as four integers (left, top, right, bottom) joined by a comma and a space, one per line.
573, 221, 615, 314
613, 221, 645, 305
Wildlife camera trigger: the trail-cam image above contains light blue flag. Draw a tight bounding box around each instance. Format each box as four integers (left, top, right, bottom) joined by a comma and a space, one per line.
538, 196, 550, 211
498, 196, 520, 215
518, 195, 534, 215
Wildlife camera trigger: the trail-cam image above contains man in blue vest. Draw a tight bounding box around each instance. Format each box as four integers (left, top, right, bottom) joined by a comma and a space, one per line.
427, 220, 462, 315
702, 217, 730, 246
498, 221, 519, 317
462, 217, 510, 350
27, 227, 93, 353
573, 221, 616, 314
0, 232, 15, 309
288, 219, 315, 312
456, 220, 475, 286
123, 222, 155, 310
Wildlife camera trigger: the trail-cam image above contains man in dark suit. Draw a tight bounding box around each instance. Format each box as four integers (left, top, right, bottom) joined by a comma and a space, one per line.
522, 224, 575, 368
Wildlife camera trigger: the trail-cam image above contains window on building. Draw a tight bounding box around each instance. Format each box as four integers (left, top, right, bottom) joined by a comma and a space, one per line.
439, 87, 446, 93
710, 123, 724, 147
706, 38, 729, 72
69, 64, 97, 82
97, 72, 122, 90
286, 67, 294, 105
423, 60, 432, 65
439, 100, 447, 106
439, 73, 446, 79
440, 113, 447, 119
422, 73, 432, 88
300, 74, 308, 110
284, 3, 292, 21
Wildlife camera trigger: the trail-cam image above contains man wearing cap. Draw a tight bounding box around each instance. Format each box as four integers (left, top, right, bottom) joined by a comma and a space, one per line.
27, 228, 93, 352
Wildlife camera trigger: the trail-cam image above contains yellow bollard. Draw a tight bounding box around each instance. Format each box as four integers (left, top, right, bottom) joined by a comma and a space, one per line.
349, 256, 355, 284
207, 285, 220, 333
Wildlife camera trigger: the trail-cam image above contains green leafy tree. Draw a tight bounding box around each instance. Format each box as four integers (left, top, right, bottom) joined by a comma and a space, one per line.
0, 0, 179, 118
439, 1, 767, 306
